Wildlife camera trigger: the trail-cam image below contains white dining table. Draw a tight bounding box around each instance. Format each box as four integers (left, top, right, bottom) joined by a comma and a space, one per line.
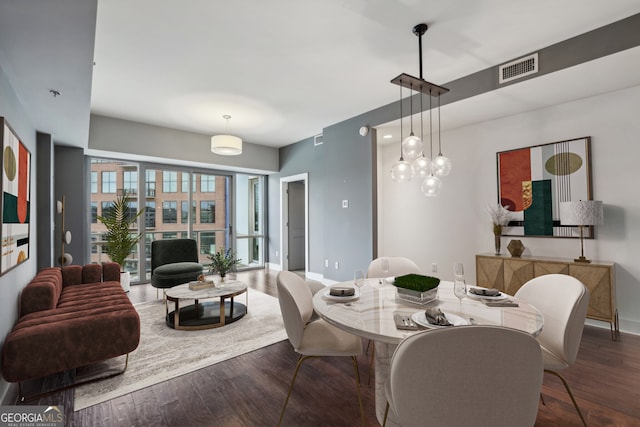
312, 278, 544, 426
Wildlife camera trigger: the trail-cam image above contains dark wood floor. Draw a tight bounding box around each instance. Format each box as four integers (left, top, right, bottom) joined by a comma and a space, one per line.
9, 269, 640, 426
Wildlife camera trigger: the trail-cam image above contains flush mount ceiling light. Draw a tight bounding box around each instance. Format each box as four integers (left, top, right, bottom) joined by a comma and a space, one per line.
211, 115, 242, 156
390, 23, 451, 195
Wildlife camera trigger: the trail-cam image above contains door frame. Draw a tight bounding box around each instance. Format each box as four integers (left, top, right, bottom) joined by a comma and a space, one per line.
280, 173, 308, 273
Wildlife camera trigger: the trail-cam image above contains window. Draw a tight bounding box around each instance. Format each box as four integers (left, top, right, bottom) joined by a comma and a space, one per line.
101, 201, 113, 217
146, 170, 156, 197
163, 171, 178, 193
200, 232, 216, 255
200, 201, 215, 223
163, 201, 177, 223
145, 201, 156, 228
123, 171, 137, 194
201, 175, 216, 192
91, 172, 98, 193
181, 201, 196, 224
128, 201, 139, 224
91, 202, 97, 223
102, 171, 116, 193
181, 172, 196, 193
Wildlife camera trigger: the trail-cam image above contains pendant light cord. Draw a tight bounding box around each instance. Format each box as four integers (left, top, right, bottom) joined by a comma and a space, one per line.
429, 89, 433, 159
409, 83, 414, 135
437, 94, 443, 156
420, 87, 424, 146
399, 84, 404, 159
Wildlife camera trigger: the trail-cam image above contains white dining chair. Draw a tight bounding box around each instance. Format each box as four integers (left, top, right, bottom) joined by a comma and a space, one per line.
365, 256, 422, 384
366, 256, 421, 278
276, 271, 364, 426
383, 326, 543, 427
515, 274, 590, 427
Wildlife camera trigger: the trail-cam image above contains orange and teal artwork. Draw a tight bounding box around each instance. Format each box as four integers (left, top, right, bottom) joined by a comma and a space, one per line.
497, 137, 592, 238
1, 118, 30, 274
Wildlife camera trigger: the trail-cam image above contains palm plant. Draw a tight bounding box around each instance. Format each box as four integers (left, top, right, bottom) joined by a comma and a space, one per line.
97, 191, 144, 270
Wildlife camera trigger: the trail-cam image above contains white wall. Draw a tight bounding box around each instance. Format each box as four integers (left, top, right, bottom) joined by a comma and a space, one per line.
379, 84, 640, 334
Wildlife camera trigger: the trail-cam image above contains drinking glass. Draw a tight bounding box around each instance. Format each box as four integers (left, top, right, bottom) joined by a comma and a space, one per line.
453, 262, 467, 303
381, 258, 390, 276
354, 270, 365, 291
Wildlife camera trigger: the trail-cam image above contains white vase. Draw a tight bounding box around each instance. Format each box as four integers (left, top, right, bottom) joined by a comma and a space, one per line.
120, 271, 131, 293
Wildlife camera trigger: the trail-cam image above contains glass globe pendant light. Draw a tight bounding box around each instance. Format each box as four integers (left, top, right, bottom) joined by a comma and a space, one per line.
401, 83, 423, 160
412, 89, 431, 178
431, 93, 452, 177
421, 89, 442, 197
391, 84, 414, 182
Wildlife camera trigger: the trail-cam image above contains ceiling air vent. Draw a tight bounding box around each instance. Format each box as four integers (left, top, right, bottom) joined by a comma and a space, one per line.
499, 53, 538, 84
314, 134, 323, 146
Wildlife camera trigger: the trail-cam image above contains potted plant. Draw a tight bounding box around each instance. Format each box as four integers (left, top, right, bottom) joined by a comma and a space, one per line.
97, 191, 144, 291
207, 247, 241, 282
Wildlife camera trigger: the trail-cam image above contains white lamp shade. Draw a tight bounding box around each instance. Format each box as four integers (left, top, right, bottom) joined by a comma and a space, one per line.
211, 135, 242, 155
559, 201, 604, 226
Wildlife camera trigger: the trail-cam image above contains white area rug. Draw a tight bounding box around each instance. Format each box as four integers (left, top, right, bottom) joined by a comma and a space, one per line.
74, 289, 286, 410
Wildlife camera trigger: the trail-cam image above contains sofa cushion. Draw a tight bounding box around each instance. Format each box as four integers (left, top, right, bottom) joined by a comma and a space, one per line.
20, 269, 63, 316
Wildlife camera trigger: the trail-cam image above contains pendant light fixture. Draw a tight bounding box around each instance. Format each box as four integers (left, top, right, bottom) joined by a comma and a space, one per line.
390, 23, 450, 195
211, 115, 242, 156
431, 93, 452, 176
412, 89, 431, 178
390, 85, 414, 182
401, 83, 422, 160
421, 88, 442, 197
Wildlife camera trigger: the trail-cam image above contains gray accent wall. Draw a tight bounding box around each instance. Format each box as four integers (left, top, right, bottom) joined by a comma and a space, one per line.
54, 146, 87, 266
36, 132, 54, 270
0, 64, 38, 403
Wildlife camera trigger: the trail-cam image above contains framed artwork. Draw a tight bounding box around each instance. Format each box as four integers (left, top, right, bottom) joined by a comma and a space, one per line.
497, 137, 592, 238
1, 118, 31, 274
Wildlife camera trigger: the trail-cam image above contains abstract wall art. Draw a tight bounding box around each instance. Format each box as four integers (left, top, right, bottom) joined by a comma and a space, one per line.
497, 137, 592, 238
1, 118, 31, 274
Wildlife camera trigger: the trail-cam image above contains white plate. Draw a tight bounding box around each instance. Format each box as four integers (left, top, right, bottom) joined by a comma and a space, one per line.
466, 287, 508, 300
383, 277, 395, 284
322, 288, 360, 302
411, 311, 469, 329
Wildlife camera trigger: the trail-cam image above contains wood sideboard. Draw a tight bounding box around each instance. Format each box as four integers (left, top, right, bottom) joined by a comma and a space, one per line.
475, 253, 618, 339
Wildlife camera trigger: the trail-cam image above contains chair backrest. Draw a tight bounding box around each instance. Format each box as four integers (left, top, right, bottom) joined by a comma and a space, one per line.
366, 257, 420, 278
151, 238, 199, 271
389, 326, 543, 427
276, 271, 314, 351
515, 274, 589, 365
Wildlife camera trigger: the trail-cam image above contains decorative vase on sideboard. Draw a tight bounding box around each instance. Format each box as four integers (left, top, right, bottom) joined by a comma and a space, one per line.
493, 225, 502, 255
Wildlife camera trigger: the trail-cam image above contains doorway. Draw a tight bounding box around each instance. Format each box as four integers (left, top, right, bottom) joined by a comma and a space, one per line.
280, 173, 308, 273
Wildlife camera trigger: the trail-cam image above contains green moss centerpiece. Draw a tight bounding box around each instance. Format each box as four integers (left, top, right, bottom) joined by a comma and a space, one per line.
393, 274, 440, 304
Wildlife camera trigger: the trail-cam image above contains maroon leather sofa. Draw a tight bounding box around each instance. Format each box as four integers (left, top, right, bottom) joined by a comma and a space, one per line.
1, 263, 140, 387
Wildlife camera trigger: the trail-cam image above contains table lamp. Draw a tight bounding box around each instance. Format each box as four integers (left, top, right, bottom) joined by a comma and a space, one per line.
559, 200, 604, 263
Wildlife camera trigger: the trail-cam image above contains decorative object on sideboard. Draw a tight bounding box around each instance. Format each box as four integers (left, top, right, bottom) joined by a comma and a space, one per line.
497, 137, 592, 238
97, 191, 145, 291
211, 115, 242, 156
389, 23, 451, 197
56, 196, 73, 266
559, 200, 604, 263
507, 239, 525, 257
1, 117, 31, 275
487, 203, 512, 255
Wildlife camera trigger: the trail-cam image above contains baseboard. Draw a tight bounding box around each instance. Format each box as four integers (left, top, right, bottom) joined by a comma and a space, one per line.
266, 263, 282, 271
585, 318, 639, 336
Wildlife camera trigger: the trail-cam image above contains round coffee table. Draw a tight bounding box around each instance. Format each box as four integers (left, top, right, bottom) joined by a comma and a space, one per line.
165, 280, 248, 330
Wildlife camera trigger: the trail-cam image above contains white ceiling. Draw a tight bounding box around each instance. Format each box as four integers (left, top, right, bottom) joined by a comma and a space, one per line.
1, 0, 640, 149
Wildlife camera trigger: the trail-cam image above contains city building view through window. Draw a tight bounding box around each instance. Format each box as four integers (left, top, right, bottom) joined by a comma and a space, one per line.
90, 159, 264, 283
